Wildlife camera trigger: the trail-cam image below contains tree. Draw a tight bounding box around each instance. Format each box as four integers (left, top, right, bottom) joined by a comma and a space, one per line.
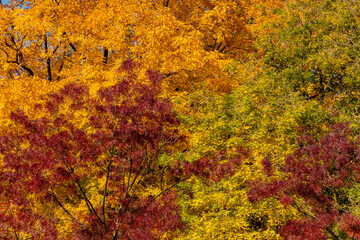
173, 67, 338, 239
256, 0, 360, 109
0, 61, 187, 239
0, 0, 273, 93
248, 123, 360, 239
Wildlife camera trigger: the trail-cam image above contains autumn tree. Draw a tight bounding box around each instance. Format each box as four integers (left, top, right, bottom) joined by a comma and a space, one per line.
248, 123, 360, 239
0, 62, 189, 239
256, 0, 360, 109
0, 0, 289, 97
0, 0, 275, 93
172, 66, 342, 238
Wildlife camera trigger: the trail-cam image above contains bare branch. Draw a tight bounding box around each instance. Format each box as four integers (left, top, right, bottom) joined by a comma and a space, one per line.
44, 34, 52, 81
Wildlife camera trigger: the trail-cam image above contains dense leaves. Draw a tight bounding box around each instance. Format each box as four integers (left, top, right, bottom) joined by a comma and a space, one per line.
258, 0, 360, 107
0, 0, 278, 94
0, 63, 186, 239
248, 123, 360, 239
2, 0, 360, 239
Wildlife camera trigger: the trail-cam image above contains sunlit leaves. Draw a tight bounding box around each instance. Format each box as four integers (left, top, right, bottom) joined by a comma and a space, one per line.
0, 63, 186, 239
257, 0, 360, 109
0, 0, 272, 94
248, 123, 360, 239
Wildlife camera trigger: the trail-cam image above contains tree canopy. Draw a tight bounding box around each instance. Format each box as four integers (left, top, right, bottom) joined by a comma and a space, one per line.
2, 0, 360, 239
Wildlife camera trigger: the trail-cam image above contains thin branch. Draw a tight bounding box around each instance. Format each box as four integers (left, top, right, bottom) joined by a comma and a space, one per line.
48, 189, 85, 227
62, 32, 77, 51
144, 177, 188, 210
60, 154, 104, 226
20, 63, 34, 76
75, 181, 105, 225
69, 42, 77, 52
294, 199, 317, 219
126, 157, 133, 195
52, 45, 60, 55
102, 160, 112, 228
113, 197, 133, 240
56, 60, 64, 81
128, 153, 148, 194
44, 34, 52, 81
0, 48, 9, 59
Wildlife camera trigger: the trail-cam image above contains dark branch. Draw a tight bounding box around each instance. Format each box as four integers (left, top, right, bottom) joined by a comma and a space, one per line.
103, 47, 109, 64
44, 35, 52, 81
49, 190, 85, 227
69, 42, 77, 52
75, 180, 104, 225
102, 160, 112, 229
20, 63, 34, 76
63, 32, 77, 51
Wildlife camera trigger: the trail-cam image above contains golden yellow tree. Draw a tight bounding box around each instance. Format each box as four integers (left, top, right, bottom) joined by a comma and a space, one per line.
0, 0, 282, 91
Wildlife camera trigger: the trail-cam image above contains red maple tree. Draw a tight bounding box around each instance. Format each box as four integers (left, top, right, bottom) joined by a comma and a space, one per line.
0, 61, 186, 239
248, 123, 360, 239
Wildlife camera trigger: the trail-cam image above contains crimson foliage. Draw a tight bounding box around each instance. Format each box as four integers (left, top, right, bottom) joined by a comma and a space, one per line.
0, 61, 186, 239
248, 123, 360, 239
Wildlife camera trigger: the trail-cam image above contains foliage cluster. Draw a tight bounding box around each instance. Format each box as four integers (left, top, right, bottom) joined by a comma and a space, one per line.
2, 0, 360, 239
